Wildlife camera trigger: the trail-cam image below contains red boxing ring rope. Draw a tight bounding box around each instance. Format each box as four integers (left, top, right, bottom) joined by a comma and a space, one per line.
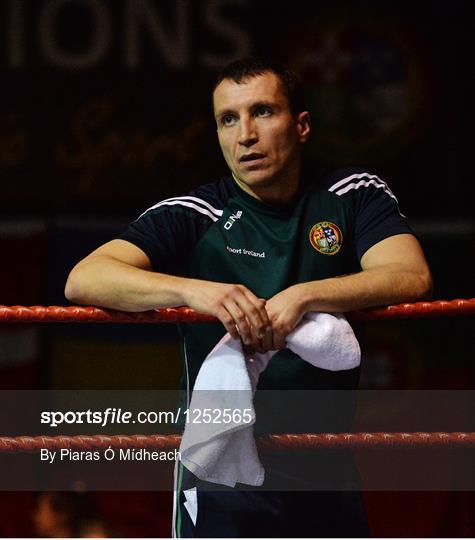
0, 298, 473, 453
1, 433, 475, 454
0, 298, 474, 324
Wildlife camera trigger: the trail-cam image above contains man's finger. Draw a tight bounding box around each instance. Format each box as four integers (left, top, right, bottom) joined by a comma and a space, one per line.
270, 321, 287, 350
217, 306, 240, 339
238, 291, 270, 338
225, 301, 252, 344
261, 325, 274, 352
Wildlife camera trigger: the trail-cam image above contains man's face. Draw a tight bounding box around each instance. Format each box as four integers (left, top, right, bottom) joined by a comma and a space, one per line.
213, 72, 310, 194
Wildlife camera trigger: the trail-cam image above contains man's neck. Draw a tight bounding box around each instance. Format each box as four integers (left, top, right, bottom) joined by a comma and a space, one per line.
232, 165, 301, 205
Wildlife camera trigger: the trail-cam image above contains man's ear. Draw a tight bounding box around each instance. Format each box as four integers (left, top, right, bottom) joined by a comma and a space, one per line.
297, 111, 311, 143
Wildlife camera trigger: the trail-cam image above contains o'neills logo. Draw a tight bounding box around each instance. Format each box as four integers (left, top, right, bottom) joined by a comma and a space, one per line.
309, 221, 343, 255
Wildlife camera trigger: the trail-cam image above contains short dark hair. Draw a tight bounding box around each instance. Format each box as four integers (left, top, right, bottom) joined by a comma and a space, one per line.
213, 56, 306, 114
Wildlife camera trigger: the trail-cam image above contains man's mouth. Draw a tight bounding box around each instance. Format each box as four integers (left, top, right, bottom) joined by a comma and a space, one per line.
239, 153, 266, 163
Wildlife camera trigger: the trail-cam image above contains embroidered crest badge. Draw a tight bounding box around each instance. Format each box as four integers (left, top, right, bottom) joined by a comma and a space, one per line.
309, 221, 343, 255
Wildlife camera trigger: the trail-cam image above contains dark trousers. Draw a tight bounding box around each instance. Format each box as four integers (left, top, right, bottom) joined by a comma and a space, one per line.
177, 465, 369, 538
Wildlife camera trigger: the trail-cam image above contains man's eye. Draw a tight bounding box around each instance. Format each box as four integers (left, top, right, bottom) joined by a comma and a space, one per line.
221, 115, 236, 126
255, 106, 272, 117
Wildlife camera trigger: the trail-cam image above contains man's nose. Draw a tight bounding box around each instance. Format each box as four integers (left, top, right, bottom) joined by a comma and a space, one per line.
237, 118, 258, 146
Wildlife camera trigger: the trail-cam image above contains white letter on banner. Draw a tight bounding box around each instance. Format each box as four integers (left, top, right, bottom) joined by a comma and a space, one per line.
125, 0, 189, 69
39, 0, 111, 69
201, 0, 251, 69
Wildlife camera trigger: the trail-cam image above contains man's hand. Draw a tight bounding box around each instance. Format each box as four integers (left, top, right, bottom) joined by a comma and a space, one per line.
183, 280, 271, 348
264, 284, 307, 350
241, 284, 307, 353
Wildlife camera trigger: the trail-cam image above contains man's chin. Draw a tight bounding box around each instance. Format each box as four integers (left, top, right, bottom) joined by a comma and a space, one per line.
235, 171, 277, 190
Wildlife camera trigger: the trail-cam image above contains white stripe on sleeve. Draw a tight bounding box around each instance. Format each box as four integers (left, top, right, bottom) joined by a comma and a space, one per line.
328, 172, 405, 217
335, 178, 398, 202
137, 200, 221, 222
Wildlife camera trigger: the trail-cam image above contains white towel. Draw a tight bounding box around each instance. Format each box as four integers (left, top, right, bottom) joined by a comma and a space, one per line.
179, 312, 360, 487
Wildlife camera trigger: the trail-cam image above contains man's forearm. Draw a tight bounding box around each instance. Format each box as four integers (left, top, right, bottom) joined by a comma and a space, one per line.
298, 263, 433, 314
65, 254, 270, 345
65, 255, 189, 311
